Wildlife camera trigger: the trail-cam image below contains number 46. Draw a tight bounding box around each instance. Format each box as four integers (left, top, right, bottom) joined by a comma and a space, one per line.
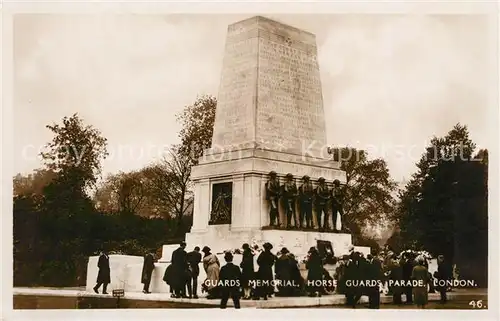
469, 300, 484, 308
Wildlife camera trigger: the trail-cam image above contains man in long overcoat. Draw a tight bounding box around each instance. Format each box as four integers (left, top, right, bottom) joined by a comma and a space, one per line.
187, 246, 202, 298
170, 241, 189, 298
93, 249, 110, 294
141, 250, 156, 294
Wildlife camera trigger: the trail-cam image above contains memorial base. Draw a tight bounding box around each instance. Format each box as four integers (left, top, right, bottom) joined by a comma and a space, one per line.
185, 225, 370, 258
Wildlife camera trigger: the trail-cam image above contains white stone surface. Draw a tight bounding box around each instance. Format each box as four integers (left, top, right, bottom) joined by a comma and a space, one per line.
158, 244, 179, 263
186, 227, 370, 257
85, 255, 143, 292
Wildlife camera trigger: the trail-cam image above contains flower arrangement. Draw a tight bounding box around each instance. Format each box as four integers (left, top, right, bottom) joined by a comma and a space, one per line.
397, 249, 433, 260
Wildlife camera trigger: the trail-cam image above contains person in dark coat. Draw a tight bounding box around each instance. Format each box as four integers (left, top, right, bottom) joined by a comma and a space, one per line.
240, 243, 254, 300
334, 256, 348, 295
275, 247, 297, 296
186, 246, 202, 298
422, 258, 435, 293
289, 253, 305, 296
401, 252, 415, 304
367, 254, 383, 309
170, 241, 189, 298
434, 254, 452, 303
306, 247, 323, 297
219, 252, 242, 309
344, 251, 363, 307
141, 250, 156, 294
93, 249, 110, 294
388, 255, 403, 305
255, 242, 276, 300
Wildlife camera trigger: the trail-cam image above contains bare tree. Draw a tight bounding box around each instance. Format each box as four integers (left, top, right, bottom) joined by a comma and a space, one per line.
143, 145, 193, 233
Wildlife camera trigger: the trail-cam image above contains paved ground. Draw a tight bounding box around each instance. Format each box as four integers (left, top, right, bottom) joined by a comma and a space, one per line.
13, 287, 487, 309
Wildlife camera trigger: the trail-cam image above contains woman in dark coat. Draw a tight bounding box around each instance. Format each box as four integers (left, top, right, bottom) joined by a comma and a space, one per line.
275, 247, 296, 297
93, 250, 110, 294
306, 247, 323, 297
255, 242, 276, 300
240, 243, 254, 300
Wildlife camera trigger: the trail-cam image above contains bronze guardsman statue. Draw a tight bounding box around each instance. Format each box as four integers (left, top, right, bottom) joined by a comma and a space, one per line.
298, 175, 314, 229
314, 177, 330, 230
265, 171, 281, 227
282, 173, 298, 229
331, 179, 345, 232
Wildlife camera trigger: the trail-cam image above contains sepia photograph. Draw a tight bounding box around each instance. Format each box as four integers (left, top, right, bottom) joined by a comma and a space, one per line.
5, 2, 498, 317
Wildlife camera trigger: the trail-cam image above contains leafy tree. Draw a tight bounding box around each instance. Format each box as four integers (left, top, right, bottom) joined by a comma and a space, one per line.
94, 171, 148, 216
176, 95, 217, 166
40, 113, 108, 194
329, 147, 397, 239
13, 169, 57, 198
394, 124, 488, 284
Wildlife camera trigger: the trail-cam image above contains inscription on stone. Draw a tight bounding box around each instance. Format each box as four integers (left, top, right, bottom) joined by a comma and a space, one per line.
212, 37, 258, 147
211, 17, 328, 154
256, 30, 326, 154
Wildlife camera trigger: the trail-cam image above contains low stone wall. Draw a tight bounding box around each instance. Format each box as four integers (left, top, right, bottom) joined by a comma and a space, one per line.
86, 253, 342, 295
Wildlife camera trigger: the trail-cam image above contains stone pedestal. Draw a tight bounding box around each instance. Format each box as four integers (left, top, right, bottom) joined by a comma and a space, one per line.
85, 255, 144, 293
186, 226, 370, 258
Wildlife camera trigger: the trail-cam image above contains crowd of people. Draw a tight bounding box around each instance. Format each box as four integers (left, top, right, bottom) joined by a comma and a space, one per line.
92, 242, 454, 309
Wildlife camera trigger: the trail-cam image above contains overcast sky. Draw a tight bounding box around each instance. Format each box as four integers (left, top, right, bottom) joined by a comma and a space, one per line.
13, 14, 495, 182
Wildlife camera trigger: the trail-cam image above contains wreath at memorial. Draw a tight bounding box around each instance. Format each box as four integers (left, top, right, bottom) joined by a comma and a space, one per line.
398, 249, 433, 261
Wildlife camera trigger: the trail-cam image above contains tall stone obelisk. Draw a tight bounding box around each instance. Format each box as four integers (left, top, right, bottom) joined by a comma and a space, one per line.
211, 16, 327, 156
184, 16, 360, 257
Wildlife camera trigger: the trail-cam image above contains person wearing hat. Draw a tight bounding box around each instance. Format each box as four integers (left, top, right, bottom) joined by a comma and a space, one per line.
141, 249, 156, 294
170, 241, 189, 298
366, 253, 383, 308
314, 177, 330, 230
202, 246, 221, 299
186, 246, 202, 299
334, 256, 349, 295
93, 247, 110, 294
298, 175, 314, 229
219, 252, 242, 309
411, 256, 431, 308
240, 243, 255, 300
331, 179, 345, 232
265, 171, 281, 227
282, 173, 299, 229
305, 247, 324, 297
434, 254, 452, 303
401, 251, 415, 304
275, 247, 296, 296
255, 242, 276, 300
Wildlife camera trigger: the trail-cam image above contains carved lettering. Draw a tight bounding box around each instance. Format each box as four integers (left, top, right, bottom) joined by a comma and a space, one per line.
211, 18, 327, 154
256, 33, 326, 153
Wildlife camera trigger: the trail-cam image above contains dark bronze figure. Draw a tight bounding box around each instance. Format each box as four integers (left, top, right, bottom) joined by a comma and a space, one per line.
282, 173, 298, 229
314, 177, 330, 230
331, 179, 345, 232
298, 175, 314, 228
209, 191, 231, 225
265, 171, 281, 227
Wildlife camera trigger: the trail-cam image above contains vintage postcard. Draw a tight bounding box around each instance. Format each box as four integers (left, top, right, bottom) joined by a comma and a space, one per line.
3, 1, 498, 320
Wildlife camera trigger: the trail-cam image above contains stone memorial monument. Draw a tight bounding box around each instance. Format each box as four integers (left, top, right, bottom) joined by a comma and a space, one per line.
86, 17, 369, 294
178, 16, 369, 258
